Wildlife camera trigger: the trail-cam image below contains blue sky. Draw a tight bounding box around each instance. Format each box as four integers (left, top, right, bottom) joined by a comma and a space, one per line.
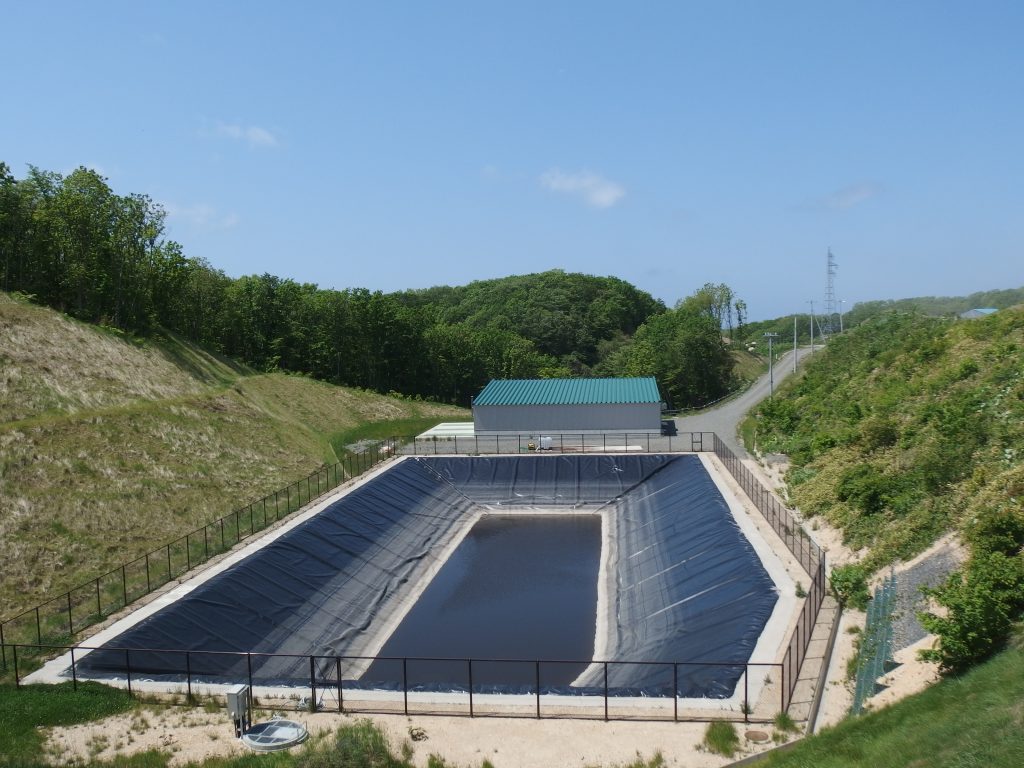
3, 1, 1022, 319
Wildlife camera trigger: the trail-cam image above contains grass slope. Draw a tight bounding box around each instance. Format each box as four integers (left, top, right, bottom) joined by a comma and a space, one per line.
752, 307, 1024, 570
0, 293, 467, 620
761, 646, 1024, 767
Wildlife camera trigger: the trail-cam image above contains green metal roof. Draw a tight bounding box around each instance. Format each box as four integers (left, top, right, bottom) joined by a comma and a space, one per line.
473, 378, 661, 406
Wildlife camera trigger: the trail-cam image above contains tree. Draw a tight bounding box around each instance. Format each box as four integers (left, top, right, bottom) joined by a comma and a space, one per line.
623, 289, 736, 408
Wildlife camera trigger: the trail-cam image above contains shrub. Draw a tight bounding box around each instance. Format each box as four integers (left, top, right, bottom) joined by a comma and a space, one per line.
703, 721, 739, 757
830, 564, 871, 610
836, 464, 892, 515
860, 416, 899, 451
919, 552, 1024, 673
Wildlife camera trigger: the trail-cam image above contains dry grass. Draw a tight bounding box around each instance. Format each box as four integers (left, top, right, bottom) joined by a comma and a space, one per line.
0, 293, 466, 620
0, 294, 243, 423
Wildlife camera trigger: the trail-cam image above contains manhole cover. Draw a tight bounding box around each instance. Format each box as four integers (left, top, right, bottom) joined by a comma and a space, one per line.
241, 719, 309, 752
745, 730, 770, 743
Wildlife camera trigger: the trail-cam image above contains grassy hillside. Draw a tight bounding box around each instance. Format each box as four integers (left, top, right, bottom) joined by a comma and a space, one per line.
751, 307, 1024, 570
761, 644, 1024, 767
0, 293, 467, 620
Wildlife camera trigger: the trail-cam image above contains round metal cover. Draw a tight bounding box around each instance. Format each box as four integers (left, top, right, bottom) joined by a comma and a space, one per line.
241, 719, 309, 752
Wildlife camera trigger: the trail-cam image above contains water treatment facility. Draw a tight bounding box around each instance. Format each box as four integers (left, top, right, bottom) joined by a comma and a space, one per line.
16, 430, 829, 725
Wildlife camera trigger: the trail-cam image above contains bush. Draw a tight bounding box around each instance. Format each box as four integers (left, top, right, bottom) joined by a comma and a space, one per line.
836, 464, 892, 515
830, 563, 871, 610
919, 552, 1024, 673
860, 416, 899, 451
703, 721, 739, 757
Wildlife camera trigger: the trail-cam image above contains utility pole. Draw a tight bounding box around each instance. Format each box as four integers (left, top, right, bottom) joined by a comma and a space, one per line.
808, 300, 816, 352
793, 315, 798, 372
764, 332, 780, 399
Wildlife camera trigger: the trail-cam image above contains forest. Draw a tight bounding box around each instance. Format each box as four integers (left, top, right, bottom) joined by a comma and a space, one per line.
0, 163, 741, 407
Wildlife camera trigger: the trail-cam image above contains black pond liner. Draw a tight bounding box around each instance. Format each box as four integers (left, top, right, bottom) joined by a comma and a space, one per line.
75, 455, 778, 699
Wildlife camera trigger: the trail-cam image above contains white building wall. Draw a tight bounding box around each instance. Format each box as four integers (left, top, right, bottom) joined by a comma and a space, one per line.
473, 402, 661, 434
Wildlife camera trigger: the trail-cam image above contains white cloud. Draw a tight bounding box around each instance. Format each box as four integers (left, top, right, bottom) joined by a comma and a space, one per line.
540, 168, 625, 209
214, 121, 278, 149
162, 201, 240, 231
824, 182, 881, 210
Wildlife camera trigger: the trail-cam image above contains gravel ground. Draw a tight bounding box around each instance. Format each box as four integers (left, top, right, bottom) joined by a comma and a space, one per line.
891, 545, 962, 650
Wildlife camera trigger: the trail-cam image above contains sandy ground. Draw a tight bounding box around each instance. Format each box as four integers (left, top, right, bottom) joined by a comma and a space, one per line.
43, 706, 798, 767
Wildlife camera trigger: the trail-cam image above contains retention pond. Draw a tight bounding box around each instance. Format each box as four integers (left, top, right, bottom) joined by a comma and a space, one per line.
364, 514, 602, 688
63, 455, 784, 701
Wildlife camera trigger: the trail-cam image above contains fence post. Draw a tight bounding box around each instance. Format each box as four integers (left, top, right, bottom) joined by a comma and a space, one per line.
13, 644, 19, 688
96, 578, 102, 619
780, 662, 785, 714
310, 655, 317, 709
247, 652, 253, 695
186, 534, 191, 572
342, 655, 350, 716
144, 554, 151, 594
35, 607, 41, 645
603, 662, 609, 721
468, 659, 474, 717
744, 666, 749, 723
125, 649, 132, 697
535, 661, 541, 718
71, 647, 77, 691
402, 658, 408, 716
673, 664, 678, 722
166, 545, 172, 582
67, 592, 73, 636
186, 651, 192, 700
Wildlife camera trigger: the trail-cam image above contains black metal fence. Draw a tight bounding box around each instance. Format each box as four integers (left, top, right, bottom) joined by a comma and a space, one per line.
404, 431, 712, 456
0, 439, 399, 668
711, 435, 827, 711
2, 431, 828, 719
6, 642, 784, 723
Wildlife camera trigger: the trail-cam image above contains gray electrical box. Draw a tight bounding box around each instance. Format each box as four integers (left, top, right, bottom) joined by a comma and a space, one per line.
226, 684, 251, 737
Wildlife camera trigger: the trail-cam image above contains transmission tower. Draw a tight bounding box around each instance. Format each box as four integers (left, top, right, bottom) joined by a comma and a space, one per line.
822, 249, 838, 336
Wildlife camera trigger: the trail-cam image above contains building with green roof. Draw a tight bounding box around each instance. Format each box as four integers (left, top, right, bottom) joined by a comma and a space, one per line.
472, 377, 664, 434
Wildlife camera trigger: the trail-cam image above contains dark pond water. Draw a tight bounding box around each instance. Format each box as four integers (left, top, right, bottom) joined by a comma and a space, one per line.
361, 514, 601, 690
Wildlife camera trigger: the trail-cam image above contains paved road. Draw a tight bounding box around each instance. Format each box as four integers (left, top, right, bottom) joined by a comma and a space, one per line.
675, 346, 816, 458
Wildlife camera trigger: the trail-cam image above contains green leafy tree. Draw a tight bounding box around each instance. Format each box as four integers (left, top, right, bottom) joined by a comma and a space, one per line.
919, 551, 1024, 672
